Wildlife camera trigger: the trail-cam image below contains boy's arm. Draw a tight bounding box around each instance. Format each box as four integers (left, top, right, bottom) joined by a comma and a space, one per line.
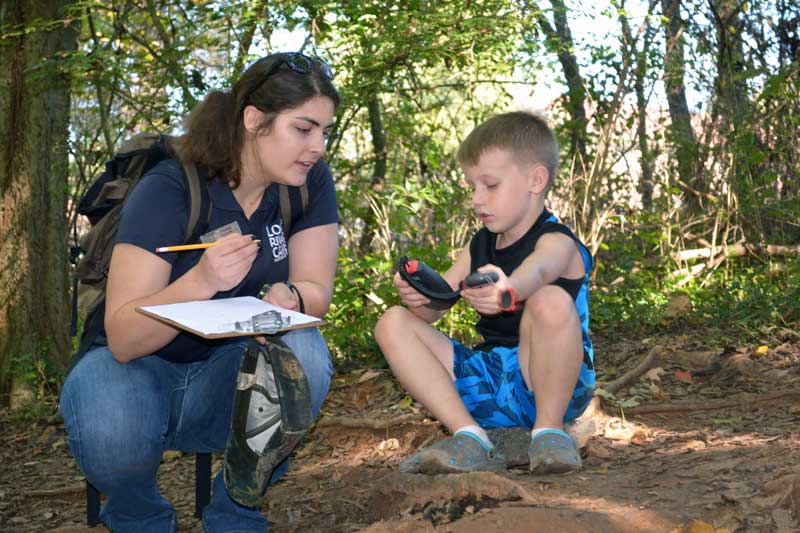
462, 233, 583, 315
395, 245, 472, 324
506, 232, 584, 300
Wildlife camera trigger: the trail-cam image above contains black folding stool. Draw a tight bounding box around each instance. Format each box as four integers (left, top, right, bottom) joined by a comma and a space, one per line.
85, 452, 212, 526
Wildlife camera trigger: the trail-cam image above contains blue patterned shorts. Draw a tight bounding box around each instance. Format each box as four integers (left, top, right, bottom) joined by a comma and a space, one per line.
451, 339, 595, 428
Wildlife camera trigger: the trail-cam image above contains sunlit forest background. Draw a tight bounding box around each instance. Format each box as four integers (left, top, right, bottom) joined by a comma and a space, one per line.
1, 0, 799, 404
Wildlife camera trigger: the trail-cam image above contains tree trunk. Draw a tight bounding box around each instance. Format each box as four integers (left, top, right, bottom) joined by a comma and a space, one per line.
620, 1, 656, 210
0, 0, 77, 404
709, 0, 759, 216
661, 0, 698, 208
231, 1, 269, 80
710, 0, 749, 126
528, 0, 588, 171
357, 94, 387, 255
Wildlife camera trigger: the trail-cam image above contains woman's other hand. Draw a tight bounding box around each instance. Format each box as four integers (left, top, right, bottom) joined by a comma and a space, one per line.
262, 282, 299, 311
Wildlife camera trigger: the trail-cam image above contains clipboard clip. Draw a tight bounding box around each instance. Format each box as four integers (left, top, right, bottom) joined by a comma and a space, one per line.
231, 310, 291, 334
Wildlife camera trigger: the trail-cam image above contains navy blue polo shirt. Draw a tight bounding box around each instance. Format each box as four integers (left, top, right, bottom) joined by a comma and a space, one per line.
111, 158, 338, 363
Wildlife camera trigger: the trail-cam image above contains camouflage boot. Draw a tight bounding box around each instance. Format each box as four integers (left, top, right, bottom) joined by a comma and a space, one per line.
224, 338, 312, 507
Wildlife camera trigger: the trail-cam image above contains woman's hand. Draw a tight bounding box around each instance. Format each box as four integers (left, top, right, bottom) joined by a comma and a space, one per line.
253, 283, 299, 346
262, 282, 299, 311
393, 271, 431, 309
194, 234, 259, 293
460, 264, 510, 315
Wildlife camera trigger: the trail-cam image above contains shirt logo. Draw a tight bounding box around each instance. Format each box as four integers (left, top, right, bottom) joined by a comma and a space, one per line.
266, 223, 288, 262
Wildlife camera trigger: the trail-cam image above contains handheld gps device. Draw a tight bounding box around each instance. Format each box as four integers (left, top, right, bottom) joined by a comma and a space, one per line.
398, 257, 517, 311
397, 256, 461, 310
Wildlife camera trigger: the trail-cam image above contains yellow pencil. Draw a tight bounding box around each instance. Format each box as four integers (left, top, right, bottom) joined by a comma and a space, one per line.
155, 240, 260, 253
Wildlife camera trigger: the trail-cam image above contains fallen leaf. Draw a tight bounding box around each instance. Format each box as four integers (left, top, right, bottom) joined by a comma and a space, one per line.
672, 520, 730, 533
644, 367, 666, 382
357, 369, 382, 384
603, 418, 638, 441
674, 370, 693, 383
754, 345, 769, 357
375, 438, 399, 455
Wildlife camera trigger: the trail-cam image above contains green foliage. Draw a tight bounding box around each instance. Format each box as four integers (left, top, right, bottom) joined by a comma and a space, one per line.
689, 257, 800, 341
328, 174, 483, 364
592, 219, 800, 343
10, 341, 62, 401
11, 0, 796, 379
6, 400, 55, 426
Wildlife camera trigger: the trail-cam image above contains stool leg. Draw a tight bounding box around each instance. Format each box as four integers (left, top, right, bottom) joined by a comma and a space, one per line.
86, 480, 101, 526
195, 453, 212, 518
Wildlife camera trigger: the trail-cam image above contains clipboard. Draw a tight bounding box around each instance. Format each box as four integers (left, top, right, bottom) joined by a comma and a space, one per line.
136, 296, 324, 339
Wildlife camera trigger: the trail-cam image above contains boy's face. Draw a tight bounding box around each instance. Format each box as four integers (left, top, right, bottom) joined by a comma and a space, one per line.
461, 147, 545, 234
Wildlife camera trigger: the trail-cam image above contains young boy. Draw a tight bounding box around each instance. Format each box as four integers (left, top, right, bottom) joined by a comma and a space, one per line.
374, 111, 595, 474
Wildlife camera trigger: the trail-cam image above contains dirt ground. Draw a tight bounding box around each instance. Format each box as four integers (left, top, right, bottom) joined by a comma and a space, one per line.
1, 330, 799, 533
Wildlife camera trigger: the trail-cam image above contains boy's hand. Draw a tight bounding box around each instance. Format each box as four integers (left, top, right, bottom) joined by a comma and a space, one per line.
393, 271, 431, 309
460, 264, 513, 314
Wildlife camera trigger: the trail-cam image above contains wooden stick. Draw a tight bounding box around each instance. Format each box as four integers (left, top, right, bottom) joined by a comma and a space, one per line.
30, 485, 85, 497
672, 243, 800, 262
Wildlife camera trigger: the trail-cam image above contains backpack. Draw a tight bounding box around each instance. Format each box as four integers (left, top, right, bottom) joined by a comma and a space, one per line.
70, 132, 308, 361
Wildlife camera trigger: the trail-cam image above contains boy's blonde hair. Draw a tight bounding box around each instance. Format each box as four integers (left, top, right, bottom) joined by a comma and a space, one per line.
457, 111, 559, 190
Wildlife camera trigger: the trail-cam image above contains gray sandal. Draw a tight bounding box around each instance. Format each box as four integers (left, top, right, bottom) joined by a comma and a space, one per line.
528, 429, 582, 474
399, 432, 506, 474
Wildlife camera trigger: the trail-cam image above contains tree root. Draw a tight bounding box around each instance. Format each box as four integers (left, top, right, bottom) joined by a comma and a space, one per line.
316, 412, 433, 429
600, 345, 664, 395
626, 388, 800, 416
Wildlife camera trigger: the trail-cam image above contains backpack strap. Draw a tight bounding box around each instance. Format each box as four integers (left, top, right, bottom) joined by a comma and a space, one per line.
278, 183, 309, 236
161, 135, 210, 243
181, 159, 209, 243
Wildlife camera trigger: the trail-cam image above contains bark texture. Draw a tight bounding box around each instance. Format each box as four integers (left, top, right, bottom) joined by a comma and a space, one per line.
0, 0, 77, 402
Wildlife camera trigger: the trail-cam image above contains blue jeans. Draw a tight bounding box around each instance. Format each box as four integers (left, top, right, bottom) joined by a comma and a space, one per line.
60, 328, 333, 533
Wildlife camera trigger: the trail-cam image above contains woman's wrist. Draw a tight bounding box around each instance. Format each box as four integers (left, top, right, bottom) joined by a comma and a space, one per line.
283, 282, 305, 313
257, 281, 305, 314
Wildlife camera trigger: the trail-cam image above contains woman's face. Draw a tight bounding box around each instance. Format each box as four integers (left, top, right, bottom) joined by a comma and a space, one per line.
244, 95, 335, 187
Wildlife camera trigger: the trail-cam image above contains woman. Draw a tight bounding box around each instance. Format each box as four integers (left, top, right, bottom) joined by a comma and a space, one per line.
60, 52, 340, 532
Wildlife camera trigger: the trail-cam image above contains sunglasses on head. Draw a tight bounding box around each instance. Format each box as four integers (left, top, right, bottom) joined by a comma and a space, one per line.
242, 52, 334, 108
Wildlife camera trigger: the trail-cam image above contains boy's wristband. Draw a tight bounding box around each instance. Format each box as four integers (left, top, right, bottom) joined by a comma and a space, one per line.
499, 287, 518, 312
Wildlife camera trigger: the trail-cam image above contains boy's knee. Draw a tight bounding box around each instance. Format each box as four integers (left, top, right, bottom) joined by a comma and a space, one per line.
523, 285, 577, 327
374, 305, 410, 341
